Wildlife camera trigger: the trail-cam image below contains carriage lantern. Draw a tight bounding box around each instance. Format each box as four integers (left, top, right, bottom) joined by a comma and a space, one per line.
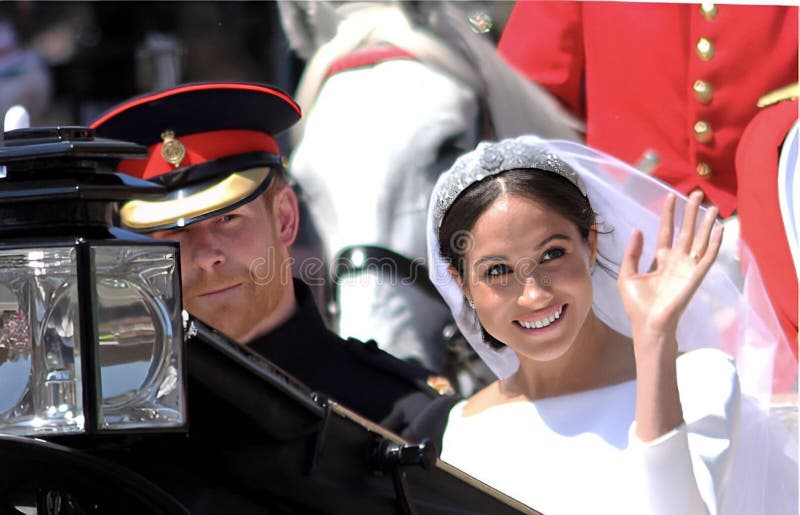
0, 126, 185, 436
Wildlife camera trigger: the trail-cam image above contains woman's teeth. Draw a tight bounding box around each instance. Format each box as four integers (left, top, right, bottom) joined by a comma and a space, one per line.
518, 306, 563, 329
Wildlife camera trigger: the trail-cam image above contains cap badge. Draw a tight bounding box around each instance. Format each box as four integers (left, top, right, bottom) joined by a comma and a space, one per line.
160, 130, 186, 168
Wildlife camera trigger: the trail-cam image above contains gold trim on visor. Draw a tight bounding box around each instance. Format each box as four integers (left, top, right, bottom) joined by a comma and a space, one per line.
120, 167, 270, 230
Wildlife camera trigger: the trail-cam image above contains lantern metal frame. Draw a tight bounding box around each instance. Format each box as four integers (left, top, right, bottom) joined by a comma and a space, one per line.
0, 126, 187, 437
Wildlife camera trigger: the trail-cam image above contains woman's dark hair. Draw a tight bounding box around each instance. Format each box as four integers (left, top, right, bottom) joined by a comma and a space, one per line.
438, 168, 596, 349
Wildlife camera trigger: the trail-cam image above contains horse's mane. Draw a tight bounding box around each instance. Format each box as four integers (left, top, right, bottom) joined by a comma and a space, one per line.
278, 1, 584, 145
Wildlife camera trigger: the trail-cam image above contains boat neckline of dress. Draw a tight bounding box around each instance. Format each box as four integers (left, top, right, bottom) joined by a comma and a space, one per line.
456, 377, 637, 419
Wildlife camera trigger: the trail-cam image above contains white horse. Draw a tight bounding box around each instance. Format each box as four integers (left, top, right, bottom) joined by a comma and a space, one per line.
279, 1, 581, 392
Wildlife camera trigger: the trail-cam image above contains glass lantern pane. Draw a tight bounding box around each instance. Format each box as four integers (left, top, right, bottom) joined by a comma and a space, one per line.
0, 247, 84, 435
92, 244, 184, 430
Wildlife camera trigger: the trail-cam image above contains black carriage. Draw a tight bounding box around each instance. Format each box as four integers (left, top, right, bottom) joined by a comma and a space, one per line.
0, 125, 535, 515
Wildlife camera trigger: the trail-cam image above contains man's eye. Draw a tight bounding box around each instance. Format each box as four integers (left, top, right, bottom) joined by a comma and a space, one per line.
219, 214, 236, 223
161, 228, 185, 238
542, 248, 566, 262
486, 264, 511, 277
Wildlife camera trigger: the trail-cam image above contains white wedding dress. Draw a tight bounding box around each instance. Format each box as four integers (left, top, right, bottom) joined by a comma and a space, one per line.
441, 349, 798, 515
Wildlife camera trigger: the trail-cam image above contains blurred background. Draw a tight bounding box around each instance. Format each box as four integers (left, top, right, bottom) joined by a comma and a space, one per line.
0, 1, 513, 142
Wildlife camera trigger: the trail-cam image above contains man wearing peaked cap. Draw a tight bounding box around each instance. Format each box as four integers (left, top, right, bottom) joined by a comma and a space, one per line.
91, 82, 450, 429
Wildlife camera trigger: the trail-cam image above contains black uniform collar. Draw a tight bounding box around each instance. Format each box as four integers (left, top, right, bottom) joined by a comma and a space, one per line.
246, 279, 330, 360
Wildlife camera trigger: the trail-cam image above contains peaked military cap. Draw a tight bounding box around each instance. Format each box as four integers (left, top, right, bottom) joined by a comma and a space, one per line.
90, 82, 301, 231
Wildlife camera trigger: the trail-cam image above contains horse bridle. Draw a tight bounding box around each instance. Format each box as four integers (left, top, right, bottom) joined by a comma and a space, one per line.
329, 245, 443, 308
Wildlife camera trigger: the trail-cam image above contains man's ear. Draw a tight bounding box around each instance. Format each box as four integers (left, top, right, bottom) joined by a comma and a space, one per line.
272, 186, 300, 247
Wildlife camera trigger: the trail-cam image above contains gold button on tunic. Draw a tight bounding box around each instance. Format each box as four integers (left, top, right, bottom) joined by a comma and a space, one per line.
696, 37, 715, 61
696, 162, 713, 178
694, 120, 713, 143
700, 3, 718, 21
693, 80, 714, 104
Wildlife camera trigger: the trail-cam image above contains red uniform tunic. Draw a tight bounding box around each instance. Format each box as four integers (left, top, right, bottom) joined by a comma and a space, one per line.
736, 97, 798, 359
498, 2, 798, 217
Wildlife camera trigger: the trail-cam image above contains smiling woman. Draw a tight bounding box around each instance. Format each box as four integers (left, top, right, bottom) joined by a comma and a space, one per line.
459, 192, 603, 368
426, 135, 798, 514
439, 166, 596, 356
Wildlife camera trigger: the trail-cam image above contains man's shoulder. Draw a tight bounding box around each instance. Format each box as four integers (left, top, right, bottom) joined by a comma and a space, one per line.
337, 336, 432, 381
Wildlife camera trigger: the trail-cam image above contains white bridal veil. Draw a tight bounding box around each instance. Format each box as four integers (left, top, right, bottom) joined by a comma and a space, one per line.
426, 135, 796, 405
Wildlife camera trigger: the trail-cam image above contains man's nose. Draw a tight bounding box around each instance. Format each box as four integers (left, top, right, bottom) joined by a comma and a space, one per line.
186, 231, 226, 271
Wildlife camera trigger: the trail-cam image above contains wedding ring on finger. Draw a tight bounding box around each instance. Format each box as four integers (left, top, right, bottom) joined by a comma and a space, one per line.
689, 250, 700, 262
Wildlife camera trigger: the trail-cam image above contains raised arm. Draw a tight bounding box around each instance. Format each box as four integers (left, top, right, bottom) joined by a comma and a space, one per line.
615, 191, 724, 514
617, 190, 723, 440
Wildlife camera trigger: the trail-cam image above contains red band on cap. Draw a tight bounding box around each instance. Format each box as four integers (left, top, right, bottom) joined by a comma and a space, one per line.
118, 129, 280, 179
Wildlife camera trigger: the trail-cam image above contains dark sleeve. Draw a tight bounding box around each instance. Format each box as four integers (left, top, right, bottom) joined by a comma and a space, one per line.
395, 394, 461, 455
346, 338, 434, 386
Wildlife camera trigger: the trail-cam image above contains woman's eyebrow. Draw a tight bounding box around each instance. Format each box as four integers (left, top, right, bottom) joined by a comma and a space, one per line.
472, 234, 572, 267
535, 234, 571, 250
474, 255, 507, 267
